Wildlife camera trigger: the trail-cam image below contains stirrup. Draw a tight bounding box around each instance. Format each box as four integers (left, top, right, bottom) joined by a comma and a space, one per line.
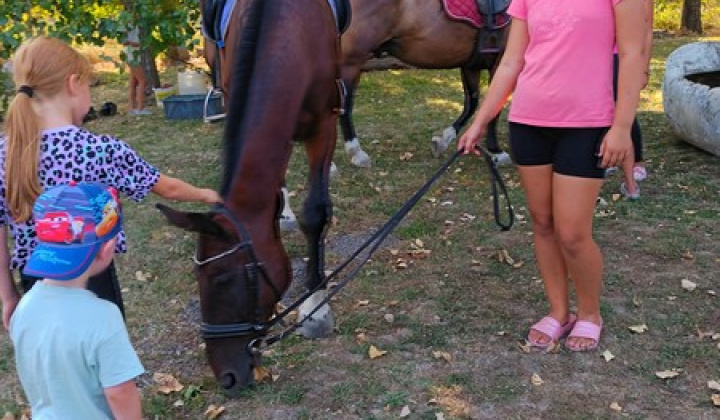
203, 88, 226, 123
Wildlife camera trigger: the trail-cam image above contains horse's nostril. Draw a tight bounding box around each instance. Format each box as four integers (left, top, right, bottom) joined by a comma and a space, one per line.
220, 372, 237, 389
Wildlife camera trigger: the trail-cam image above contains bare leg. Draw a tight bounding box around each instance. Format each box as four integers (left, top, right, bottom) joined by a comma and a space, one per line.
518, 165, 572, 346
552, 174, 604, 350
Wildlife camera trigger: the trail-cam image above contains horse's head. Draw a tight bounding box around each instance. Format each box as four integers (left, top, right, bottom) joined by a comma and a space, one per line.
157, 203, 284, 394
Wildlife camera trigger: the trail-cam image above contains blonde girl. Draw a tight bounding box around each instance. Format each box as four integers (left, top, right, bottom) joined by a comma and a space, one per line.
0, 37, 221, 328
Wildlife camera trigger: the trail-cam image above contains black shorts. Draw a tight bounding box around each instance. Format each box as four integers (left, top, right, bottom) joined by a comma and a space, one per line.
508, 122, 608, 179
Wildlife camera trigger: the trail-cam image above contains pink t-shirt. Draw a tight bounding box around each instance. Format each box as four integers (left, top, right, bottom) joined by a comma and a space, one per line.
507, 0, 624, 127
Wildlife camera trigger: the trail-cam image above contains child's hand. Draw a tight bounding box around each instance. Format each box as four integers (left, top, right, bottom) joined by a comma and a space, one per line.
202, 189, 223, 204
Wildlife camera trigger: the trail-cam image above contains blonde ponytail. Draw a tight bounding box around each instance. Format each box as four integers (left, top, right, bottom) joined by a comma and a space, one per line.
4, 37, 92, 221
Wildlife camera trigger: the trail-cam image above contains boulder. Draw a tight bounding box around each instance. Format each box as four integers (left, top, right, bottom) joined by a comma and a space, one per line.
662, 41, 720, 157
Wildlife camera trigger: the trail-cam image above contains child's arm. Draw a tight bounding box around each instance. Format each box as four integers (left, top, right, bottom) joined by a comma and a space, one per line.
152, 174, 222, 204
0, 227, 20, 330
104, 380, 142, 420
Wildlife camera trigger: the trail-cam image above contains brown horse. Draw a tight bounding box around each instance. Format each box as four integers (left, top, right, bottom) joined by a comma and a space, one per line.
157, 0, 347, 393
339, 0, 511, 168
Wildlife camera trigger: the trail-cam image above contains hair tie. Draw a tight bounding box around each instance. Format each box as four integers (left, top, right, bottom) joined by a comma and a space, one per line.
17, 85, 34, 98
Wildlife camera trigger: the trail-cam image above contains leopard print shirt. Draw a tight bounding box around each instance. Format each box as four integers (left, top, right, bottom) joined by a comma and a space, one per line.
0, 125, 160, 269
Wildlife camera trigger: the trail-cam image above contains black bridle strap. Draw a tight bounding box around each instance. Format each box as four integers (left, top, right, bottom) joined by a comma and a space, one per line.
262, 146, 513, 346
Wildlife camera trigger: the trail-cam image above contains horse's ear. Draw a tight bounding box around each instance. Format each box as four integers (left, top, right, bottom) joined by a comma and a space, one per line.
156, 203, 227, 237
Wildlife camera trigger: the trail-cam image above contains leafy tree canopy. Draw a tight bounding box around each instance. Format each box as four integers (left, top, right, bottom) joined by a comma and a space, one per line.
0, 0, 200, 60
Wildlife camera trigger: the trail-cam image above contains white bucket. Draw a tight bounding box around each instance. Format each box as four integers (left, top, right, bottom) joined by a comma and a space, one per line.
177, 70, 207, 95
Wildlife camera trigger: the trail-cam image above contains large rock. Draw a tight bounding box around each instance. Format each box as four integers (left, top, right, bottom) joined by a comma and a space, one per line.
662, 41, 720, 157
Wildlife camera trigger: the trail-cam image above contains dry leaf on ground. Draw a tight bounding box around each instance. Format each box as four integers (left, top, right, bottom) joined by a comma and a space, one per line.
708, 380, 720, 391
712, 394, 720, 407
681, 279, 697, 291
368, 345, 387, 359
655, 369, 682, 379
152, 372, 184, 394
432, 351, 453, 363
628, 324, 648, 334
610, 402, 623, 412
531, 373, 544, 386
399, 406, 411, 417
253, 366, 272, 383
602, 350, 615, 362
205, 404, 226, 419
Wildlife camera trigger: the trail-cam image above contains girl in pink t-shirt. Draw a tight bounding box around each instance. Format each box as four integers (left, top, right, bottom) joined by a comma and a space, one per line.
458, 0, 652, 351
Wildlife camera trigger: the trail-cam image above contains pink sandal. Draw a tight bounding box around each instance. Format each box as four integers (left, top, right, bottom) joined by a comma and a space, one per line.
527, 314, 577, 348
565, 320, 603, 352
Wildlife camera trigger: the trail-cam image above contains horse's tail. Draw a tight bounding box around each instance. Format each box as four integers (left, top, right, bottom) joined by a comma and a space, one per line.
220, 0, 266, 196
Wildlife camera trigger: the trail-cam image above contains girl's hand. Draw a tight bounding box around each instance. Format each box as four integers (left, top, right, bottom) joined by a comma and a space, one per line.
202, 189, 223, 204
457, 118, 487, 156
598, 126, 634, 168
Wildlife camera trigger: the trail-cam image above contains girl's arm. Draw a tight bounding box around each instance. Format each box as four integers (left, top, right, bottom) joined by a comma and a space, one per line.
642, 0, 654, 87
599, 0, 648, 168
151, 174, 222, 204
0, 227, 20, 330
458, 19, 529, 154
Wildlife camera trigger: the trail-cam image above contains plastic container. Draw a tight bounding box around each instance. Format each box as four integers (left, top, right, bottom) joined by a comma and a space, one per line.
152, 86, 177, 108
177, 70, 207, 95
162, 94, 222, 120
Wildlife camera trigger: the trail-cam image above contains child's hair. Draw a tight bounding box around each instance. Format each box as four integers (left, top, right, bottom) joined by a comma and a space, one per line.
5, 37, 92, 222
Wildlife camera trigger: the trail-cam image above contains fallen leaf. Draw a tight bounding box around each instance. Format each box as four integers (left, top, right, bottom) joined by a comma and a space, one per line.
204, 404, 226, 419
435, 413, 446, 420
628, 324, 648, 334
682, 250, 694, 260
602, 350, 615, 362
655, 369, 681, 379
399, 152, 414, 161
708, 380, 720, 392
611, 193, 622, 202
517, 341, 532, 353
609, 402, 623, 412
713, 394, 720, 407
681, 279, 697, 291
432, 351, 453, 363
399, 406, 411, 417
530, 373, 544, 386
173, 400, 184, 407
153, 372, 184, 394
368, 345, 387, 359
135, 270, 148, 282
253, 366, 272, 383
357, 300, 370, 306
356, 332, 369, 343
384, 313, 395, 323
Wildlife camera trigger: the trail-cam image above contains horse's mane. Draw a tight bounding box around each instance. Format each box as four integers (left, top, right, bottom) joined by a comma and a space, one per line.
219, 0, 266, 196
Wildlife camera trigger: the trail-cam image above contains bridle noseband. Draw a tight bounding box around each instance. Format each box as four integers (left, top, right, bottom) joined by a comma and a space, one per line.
194, 205, 280, 345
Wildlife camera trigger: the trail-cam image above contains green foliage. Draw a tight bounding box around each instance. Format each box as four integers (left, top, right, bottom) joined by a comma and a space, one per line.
654, 0, 720, 32
0, 0, 201, 60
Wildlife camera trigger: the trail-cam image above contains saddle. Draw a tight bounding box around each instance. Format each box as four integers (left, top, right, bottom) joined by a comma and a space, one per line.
442, 0, 511, 30
202, 0, 351, 46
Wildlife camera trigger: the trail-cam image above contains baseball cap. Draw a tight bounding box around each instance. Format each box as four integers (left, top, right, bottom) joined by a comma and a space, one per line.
23, 182, 123, 281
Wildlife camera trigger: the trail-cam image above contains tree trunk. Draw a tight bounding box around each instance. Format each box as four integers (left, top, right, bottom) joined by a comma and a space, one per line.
141, 49, 160, 90
681, 0, 702, 34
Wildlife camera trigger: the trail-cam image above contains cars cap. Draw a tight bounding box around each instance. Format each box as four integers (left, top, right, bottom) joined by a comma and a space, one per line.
23, 182, 123, 281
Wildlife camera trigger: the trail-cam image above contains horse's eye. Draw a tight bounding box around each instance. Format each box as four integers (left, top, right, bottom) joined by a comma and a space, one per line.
211, 272, 235, 285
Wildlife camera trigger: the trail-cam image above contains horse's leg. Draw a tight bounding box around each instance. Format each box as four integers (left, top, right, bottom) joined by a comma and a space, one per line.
340, 72, 371, 168
431, 68, 480, 157
296, 119, 336, 339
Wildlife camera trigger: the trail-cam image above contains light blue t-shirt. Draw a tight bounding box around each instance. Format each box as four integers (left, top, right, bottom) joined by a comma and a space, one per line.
10, 282, 144, 419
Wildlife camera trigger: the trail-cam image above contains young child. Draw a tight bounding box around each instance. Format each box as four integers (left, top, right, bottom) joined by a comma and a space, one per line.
10, 182, 144, 419
0, 36, 222, 329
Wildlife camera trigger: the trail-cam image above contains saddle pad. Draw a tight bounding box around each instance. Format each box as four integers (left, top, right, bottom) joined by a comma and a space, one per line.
201, 0, 237, 45
442, 0, 483, 28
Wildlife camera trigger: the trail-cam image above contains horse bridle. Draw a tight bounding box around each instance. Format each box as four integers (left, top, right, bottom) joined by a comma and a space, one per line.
194, 205, 281, 346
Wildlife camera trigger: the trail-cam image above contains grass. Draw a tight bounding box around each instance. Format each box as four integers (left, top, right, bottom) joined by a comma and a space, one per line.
1, 33, 719, 419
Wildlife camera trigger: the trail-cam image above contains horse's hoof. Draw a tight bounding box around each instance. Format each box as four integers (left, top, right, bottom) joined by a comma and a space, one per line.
279, 216, 298, 232
351, 151, 371, 168
491, 151, 513, 167
297, 291, 334, 338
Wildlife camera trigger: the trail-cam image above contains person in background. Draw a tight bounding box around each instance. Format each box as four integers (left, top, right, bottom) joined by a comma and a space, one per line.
10, 182, 144, 419
124, 26, 151, 115
0, 36, 222, 329
459, 0, 649, 351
